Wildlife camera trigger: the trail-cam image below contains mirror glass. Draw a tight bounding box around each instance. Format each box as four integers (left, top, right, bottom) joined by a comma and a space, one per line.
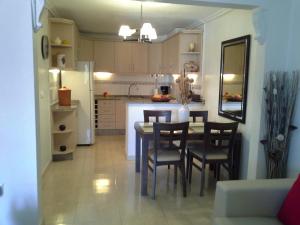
218, 35, 251, 123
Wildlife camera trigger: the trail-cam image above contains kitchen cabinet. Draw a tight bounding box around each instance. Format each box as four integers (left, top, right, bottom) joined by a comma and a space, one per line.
94, 98, 126, 133
115, 42, 132, 73
115, 99, 126, 129
148, 43, 162, 74
78, 38, 94, 61
169, 35, 180, 74
49, 18, 79, 69
162, 34, 180, 74
115, 42, 148, 74
132, 43, 148, 74
98, 100, 115, 129
94, 41, 115, 72
51, 104, 77, 161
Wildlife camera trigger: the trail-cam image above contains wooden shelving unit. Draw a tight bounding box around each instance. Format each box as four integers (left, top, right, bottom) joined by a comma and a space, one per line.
51, 103, 77, 161
51, 44, 72, 48
181, 52, 201, 55
49, 18, 79, 70
178, 31, 203, 75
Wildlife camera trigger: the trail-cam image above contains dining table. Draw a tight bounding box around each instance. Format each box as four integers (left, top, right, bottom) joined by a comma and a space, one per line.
134, 121, 242, 196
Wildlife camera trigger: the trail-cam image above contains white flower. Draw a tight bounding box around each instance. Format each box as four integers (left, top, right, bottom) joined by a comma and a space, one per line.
276, 134, 285, 141
272, 74, 277, 82
273, 88, 277, 95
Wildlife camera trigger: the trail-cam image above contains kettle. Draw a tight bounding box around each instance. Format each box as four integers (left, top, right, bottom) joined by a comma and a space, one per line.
57, 54, 66, 69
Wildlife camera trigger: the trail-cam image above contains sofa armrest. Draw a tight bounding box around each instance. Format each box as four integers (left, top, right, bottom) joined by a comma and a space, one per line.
214, 179, 294, 217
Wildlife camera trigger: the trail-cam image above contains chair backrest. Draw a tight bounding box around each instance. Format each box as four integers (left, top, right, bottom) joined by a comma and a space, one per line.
153, 122, 189, 159
204, 122, 238, 157
190, 111, 208, 122
144, 110, 172, 122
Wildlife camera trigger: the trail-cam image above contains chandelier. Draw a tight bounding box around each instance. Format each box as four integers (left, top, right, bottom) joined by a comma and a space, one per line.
118, 3, 157, 43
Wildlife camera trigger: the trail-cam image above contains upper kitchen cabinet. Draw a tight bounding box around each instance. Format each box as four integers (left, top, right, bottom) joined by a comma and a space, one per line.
78, 38, 94, 61
148, 43, 162, 74
115, 42, 148, 75
162, 34, 180, 74
94, 41, 115, 72
132, 43, 148, 74
49, 18, 79, 69
115, 42, 132, 74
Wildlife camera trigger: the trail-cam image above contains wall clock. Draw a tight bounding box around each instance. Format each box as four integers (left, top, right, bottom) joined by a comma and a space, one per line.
41, 35, 49, 59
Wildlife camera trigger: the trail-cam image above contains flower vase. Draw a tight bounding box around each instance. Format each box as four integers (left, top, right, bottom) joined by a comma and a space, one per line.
178, 104, 190, 122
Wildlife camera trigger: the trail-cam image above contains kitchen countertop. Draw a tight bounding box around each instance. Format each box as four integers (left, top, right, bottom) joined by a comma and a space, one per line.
94, 95, 203, 104
94, 95, 150, 100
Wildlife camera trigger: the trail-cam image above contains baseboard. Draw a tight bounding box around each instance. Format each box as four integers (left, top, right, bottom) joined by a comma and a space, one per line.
96, 129, 125, 135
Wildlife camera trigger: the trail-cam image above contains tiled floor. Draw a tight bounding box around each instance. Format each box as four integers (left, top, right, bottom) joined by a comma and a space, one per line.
42, 136, 217, 225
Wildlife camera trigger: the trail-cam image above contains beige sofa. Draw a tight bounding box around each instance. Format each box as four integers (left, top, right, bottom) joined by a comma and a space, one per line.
213, 178, 295, 225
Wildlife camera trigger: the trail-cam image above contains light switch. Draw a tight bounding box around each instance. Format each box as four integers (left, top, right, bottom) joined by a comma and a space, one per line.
0, 184, 4, 197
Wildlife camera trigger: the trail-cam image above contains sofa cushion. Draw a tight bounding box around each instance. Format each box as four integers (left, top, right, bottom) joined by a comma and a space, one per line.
278, 174, 300, 225
214, 217, 283, 225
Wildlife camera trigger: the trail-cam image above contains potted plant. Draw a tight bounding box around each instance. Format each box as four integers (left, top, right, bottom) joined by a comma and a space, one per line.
261, 71, 299, 178
176, 74, 193, 122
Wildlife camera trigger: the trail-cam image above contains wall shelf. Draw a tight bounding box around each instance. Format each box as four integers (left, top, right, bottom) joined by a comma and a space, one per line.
51, 44, 72, 48
49, 17, 79, 69
52, 148, 74, 155
181, 52, 201, 55
51, 103, 77, 161
52, 129, 73, 134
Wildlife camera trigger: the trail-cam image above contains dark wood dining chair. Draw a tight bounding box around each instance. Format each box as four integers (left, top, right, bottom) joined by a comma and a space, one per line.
186, 110, 209, 177
148, 122, 189, 199
186, 122, 238, 196
144, 110, 173, 170
144, 110, 172, 123
189, 110, 208, 123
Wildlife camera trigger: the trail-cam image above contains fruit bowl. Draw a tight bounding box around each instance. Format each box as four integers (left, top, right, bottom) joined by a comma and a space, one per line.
151, 95, 171, 102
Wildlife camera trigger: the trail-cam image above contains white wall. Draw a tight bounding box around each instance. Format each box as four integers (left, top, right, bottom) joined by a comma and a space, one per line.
203, 0, 300, 179
35, 10, 52, 175
0, 0, 40, 224
286, 0, 300, 177
203, 9, 261, 179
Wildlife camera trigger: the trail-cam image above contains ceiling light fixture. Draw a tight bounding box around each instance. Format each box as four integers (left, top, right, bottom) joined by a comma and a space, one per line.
118, 2, 157, 43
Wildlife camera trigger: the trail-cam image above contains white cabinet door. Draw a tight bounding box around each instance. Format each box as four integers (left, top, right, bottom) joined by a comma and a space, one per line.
94, 41, 115, 72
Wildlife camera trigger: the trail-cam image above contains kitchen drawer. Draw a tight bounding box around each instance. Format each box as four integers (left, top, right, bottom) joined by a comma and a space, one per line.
99, 114, 115, 122
99, 107, 115, 115
116, 120, 125, 129
99, 100, 115, 108
99, 121, 115, 129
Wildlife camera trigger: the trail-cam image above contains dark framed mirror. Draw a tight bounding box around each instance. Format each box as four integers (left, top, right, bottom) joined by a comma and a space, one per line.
218, 35, 251, 123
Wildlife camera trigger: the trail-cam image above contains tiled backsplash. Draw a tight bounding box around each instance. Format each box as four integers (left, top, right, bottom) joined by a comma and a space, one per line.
94, 73, 202, 96
94, 74, 173, 96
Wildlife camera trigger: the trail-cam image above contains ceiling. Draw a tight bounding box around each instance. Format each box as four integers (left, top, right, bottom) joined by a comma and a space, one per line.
47, 0, 224, 37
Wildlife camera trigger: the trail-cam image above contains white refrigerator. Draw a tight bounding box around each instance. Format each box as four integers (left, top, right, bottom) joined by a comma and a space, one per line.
61, 61, 95, 145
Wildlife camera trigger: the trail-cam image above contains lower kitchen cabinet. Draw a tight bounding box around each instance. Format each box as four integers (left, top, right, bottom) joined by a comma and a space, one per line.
115, 99, 126, 129
51, 103, 78, 161
94, 98, 126, 134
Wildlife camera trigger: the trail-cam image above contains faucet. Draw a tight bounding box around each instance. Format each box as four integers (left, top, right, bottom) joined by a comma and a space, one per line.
128, 82, 138, 97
